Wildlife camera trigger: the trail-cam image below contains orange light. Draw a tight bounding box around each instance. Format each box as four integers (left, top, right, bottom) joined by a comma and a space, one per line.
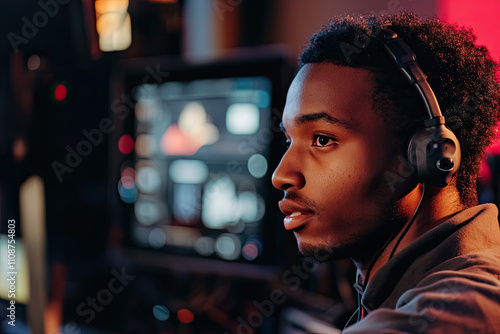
95, 0, 132, 52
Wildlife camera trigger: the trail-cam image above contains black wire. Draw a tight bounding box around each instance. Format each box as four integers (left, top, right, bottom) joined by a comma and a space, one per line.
342, 307, 359, 333
356, 228, 395, 322
388, 183, 426, 261
355, 183, 426, 323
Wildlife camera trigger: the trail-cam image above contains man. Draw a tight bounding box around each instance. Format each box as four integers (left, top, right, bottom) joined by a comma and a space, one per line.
272, 12, 500, 333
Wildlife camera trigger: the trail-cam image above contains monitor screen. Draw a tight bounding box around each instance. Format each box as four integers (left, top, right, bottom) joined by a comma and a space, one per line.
110, 53, 291, 270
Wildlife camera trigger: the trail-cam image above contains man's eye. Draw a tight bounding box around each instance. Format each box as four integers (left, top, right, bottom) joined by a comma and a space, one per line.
312, 135, 336, 147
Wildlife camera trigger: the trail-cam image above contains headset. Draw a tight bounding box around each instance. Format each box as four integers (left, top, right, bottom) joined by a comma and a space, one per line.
372, 28, 461, 187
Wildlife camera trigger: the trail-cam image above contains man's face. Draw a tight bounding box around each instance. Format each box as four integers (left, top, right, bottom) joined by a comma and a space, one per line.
272, 63, 405, 261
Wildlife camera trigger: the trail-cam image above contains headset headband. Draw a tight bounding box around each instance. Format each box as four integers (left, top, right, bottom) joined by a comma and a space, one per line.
372, 28, 445, 127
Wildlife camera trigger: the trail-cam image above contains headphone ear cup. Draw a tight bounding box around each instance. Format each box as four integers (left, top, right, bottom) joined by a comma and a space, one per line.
407, 125, 461, 187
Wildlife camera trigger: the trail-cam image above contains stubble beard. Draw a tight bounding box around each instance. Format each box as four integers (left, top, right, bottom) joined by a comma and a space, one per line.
296, 194, 408, 265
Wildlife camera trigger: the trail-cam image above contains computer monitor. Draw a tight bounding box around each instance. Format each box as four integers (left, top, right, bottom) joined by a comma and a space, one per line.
109, 50, 292, 273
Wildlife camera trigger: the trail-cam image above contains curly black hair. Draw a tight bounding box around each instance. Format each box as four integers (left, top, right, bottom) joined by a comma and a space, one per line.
299, 12, 500, 207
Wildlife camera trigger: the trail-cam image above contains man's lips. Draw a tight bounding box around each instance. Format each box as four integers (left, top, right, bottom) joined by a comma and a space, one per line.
278, 200, 314, 231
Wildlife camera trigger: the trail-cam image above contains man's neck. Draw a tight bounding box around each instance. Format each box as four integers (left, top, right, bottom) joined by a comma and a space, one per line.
354, 183, 467, 285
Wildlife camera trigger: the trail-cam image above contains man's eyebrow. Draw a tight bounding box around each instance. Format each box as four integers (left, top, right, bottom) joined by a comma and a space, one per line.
296, 112, 354, 130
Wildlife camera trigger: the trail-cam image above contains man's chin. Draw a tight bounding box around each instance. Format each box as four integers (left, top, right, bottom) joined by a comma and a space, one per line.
297, 242, 348, 262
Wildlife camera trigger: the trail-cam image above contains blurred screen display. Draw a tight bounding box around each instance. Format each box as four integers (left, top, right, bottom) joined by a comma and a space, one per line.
120, 77, 273, 262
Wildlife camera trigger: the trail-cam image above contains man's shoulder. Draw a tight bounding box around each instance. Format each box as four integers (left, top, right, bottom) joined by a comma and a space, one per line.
403, 248, 500, 303
409, 203, 500, 275
369, 203, 500, 310
350, 249, 500, 334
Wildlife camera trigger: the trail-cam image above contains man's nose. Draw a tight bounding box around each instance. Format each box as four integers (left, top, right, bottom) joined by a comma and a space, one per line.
271, 147, 305, 191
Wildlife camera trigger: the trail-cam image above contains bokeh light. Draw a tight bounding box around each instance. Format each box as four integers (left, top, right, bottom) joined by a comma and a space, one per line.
194, 236, 215, 256
136, 166, 161, 193
54, 84, 67, 101
177, 308, 194, 324
118, 179, 136, 203
247, 154, 268, 178
120, 167, 136, 189
135, 196, 163, 226
118, 135, 134, 154
27, 55, 41, 71
153, 305, 170, 321
135, 134, 156, 157
214, 233, 241, 261
148, 227, 166, 249
242, 241, 259, 261
169, 159, 208, 184
226, 103, 260, 135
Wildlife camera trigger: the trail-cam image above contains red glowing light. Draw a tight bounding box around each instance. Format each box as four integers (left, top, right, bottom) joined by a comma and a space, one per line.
438, 0, 500, 182
438, 0, 500, 62
118, 135, 134, 154
54, 84, 67, 101
177, 308, 194, 324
